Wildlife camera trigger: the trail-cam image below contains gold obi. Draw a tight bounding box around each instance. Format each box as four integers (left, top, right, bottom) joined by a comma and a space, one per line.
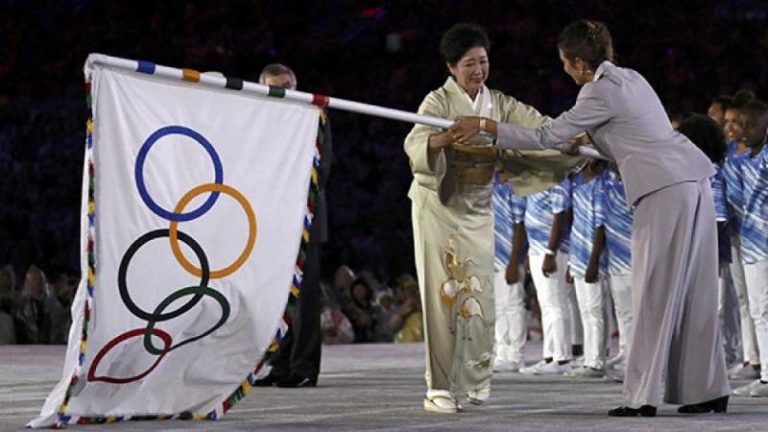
451, 150, 496, 185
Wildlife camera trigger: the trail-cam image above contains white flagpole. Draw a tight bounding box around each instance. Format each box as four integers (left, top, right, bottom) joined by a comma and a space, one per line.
85, 53, 602, 159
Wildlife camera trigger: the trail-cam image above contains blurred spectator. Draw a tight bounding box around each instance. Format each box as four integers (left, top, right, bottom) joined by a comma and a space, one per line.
372, 288, 399, 342
393, 279, 423, 343
13, 265, 51, 344
343, 277, 377, 343
319, 281, 355, 345
47, 268, 78, 344
331, 264, 355, 309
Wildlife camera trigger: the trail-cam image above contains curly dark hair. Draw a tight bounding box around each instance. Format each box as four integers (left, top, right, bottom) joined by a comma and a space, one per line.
677, 113, 726, 164
439, 23, 490, 65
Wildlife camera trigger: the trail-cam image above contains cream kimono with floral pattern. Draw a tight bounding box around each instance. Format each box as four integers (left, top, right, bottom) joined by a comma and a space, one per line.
404, 77, 581, 393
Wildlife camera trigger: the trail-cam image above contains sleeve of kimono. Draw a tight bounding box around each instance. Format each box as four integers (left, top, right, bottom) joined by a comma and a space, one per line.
403, 91, 447, 181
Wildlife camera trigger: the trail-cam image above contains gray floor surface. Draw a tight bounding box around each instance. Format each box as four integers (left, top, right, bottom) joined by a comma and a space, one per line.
1, 342, 766, 431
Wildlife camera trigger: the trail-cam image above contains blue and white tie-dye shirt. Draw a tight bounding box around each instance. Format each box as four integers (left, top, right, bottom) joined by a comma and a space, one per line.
710, 164, 728, 223
524, 178, 571, 256
493, 177, 527, 272
722, 141, 748, 234
604, 171, 634, 275
740, 144, 768, 264
569, 172, 608, 278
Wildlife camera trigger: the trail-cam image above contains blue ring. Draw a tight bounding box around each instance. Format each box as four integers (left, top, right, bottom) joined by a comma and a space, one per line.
135, 126, 223, 222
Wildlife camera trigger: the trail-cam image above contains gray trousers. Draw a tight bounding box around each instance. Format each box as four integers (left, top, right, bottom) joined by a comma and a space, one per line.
623, 179, 730, 407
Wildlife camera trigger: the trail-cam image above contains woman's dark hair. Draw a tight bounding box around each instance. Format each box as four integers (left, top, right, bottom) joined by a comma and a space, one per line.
557, 20, 614, 71
439, 23, 490, 65
677, 113, 726, 164
729, 89, 756, 110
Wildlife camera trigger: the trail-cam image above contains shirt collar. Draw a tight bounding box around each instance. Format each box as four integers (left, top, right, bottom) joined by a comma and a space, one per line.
592, 61, 613, 82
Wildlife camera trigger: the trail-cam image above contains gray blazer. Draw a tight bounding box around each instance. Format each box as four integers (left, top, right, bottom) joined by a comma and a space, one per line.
497, 61, 714, 205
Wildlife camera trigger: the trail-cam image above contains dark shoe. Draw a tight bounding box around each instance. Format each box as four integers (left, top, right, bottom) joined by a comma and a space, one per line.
677, 396, 728, 414
608, 405, 657, 417
275, 375, 317, 388
253, 374, 282, 387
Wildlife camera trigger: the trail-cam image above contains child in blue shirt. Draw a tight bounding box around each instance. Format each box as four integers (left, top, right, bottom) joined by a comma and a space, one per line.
564, 161, 609, 378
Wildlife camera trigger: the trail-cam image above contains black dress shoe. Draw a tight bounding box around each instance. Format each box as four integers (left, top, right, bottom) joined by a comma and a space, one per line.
275, 375, 317, 388
253, 374, 282, 387
608, 405, 657, 417
677, 396, 728, 414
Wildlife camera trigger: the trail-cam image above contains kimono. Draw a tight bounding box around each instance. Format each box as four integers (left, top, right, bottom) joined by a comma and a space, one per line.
404, 77, 583, 394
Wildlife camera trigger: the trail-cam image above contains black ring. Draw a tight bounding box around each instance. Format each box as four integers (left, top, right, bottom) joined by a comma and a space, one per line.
118, 229, 210, 322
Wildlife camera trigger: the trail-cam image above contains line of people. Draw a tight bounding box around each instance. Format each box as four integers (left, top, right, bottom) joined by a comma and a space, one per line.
489, 89, 768, 401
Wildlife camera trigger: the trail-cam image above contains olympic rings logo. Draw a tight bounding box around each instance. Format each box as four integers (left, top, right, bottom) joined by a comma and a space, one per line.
88, 125, 257, 384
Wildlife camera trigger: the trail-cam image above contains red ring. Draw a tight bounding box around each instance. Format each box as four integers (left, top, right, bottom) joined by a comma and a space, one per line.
87, 328, 172, 384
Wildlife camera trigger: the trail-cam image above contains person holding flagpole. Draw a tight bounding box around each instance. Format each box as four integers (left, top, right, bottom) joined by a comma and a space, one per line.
255, 63, 331, 388
404, 22, 581, 414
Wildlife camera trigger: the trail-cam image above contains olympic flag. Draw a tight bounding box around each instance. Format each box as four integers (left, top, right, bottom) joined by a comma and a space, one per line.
29, 57, 322, 427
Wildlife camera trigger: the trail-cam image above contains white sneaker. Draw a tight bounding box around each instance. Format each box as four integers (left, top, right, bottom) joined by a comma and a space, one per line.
750, 381, 768, 397
733, 380, 762, 397
494, 359, 524, 372
729, 364, 761, 380
424, 390, 459, 413
564, 365, 605, 378
535, 361, 571, 376
519, 360, 547, 375
571, 356, 585, 368
466, 388, 491, 405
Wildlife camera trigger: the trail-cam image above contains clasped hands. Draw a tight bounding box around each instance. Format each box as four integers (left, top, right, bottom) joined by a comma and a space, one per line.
446, 116, 588, 155
449, 116, 490, 145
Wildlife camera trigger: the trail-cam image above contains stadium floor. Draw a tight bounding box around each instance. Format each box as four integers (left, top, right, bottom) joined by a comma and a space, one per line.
1, 342, 765, 431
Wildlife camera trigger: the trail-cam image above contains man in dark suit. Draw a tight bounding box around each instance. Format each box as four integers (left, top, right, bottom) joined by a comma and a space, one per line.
255, 64, 332, 387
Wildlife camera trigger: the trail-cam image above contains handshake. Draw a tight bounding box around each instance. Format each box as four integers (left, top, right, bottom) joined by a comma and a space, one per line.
440, 116, 587, 157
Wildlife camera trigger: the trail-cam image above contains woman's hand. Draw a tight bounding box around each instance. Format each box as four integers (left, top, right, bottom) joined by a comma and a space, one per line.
428, 130, 456, 152
450, 116, 490, 143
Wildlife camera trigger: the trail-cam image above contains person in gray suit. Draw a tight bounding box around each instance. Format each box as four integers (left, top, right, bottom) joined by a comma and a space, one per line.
449, 19, 730, 416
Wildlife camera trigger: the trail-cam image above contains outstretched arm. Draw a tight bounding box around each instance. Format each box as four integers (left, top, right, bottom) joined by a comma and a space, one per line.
451, 84, 613, 151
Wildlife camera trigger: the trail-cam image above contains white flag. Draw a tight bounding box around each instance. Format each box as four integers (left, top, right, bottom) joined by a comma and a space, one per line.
30, 56, 320, 427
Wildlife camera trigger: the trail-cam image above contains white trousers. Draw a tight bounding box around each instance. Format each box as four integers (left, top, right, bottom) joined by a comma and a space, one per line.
608, 273, 634, 359
493, 268, 526, 362
731, 236, 760, 365
744, 259, 768, 381
574, 277, 606, 369
567, 280, 584, 346
529, 252, 571, 361
718, 262, 744, 367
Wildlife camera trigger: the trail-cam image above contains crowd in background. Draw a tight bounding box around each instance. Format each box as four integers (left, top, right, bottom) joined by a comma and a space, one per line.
0, 1, 766, 346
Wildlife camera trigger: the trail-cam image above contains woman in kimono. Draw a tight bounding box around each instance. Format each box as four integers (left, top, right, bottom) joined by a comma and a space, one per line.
450, 19, 730, 416
404, 22, 581, 414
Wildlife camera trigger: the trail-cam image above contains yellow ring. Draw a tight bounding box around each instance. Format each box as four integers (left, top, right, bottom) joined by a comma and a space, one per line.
169, 183, 257, 279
